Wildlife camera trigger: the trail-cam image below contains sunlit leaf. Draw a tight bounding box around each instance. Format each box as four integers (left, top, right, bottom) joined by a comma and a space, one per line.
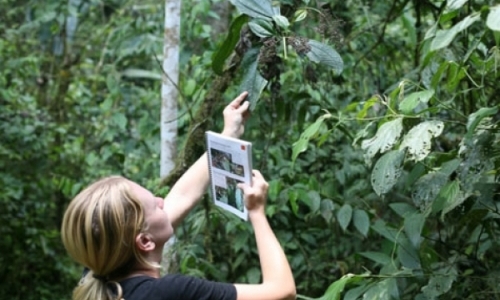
400, 121, 444, 161
445, 0, 468, 12
361, 118, 403, 164
430, 13, 480, 51
371, 150, 405, 196
121, 68, 161, 80
230, 0, 277, 20
272, 15, 289, 29
292, 114, 329, 162
466, 107, 499, 139
399, 89, 434, 114
486, 5, 500, 32
294, 9, 308, 22
248, 19, 275, 38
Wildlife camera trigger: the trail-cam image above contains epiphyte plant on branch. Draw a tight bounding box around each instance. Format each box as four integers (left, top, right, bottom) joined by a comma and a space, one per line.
212, 0, 344, 110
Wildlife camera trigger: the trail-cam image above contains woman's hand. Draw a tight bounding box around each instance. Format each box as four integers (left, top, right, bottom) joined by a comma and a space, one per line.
237, 170, 268, 216
221, 91, 250, 138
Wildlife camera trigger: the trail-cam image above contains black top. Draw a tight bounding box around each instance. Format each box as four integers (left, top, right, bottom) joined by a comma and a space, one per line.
120, 274, 238, 300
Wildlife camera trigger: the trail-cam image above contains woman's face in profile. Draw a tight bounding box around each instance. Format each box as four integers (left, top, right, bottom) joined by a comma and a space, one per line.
129, 181, 174, 245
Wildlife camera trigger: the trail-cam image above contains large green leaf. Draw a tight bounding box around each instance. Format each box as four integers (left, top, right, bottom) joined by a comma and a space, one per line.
361, 118, 403, 164
248, 19, 275, 38
466, 106, 499, 139
359, 251, 392, 265
230, 0, 277, 20
321, 274, 364, 300
404, 212, 425, 248
212, 15, 249, 75
371, 150, 405, 197
421, 264, 457, 298
306, 40, 344, 74
353, 209, 370, 237
292, 114, 330, 162
239, 48, 268, 110
400, 121, 444, 161
296, 274, 367, 300
398, 89, 434, 114
432, 180, 464, 218
445, 0, 468, 12
430, 13, 480, 51
412, 172, 448, 211
337, 204, 353, 231
486, 5, 500, 31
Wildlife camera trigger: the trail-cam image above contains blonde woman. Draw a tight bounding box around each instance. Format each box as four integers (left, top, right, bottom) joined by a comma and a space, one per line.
61, 92, 296, 300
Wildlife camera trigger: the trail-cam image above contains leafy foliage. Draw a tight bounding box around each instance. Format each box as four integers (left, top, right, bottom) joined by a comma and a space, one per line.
2, 0, 500, 299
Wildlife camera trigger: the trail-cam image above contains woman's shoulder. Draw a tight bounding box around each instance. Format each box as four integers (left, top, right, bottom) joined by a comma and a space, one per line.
120, 273, 236, 300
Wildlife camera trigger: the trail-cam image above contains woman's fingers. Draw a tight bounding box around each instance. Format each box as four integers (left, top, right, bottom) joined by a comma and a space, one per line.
227, 91, 248, 109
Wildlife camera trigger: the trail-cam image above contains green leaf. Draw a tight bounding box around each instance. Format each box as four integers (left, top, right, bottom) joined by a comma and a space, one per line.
371, 150, 405, 197
272, 15, 290, 29
112, 113, 127, 130
307, 190, 321, 213
288, 189, 299, 215
432, 180, 463, 217
371, 220, 400, 243
306, 40, 344, 74
405, 163, 426, 190
412, 172, 448, 211
294, 9, 308, 22
398, 89, 434, 114
422, 264, 457, 298
321, 274, 362, 300
466, 107, 499, 139
320, 199, 335, 223
230, 0, 277, 20
404, 212, 425, 248
121, 68, 161, 80
361, 118, 403, 163
353, 209, 370, 236
359, 251, 392, 265
487, 6, 500, 31
292, 114, 329, 162
400, 121, 444, 161
248, 19, 275, 38
239, 48, 268, 110
397, 236, 421, 269
337, 204, 353, 231
212, 15, 249, 75
356, 96, 378, 119
445, 0, 468, 11
390, 202, 417, 218
430, 13, 480, 51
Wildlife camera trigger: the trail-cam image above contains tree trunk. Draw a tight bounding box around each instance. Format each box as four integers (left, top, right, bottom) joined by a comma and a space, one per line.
161, 0, 181, 274
160, 0, 180, 178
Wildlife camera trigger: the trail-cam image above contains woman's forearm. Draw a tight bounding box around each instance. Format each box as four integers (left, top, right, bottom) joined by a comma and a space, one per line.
163, 153, 209, 227
250, 212, 295, 298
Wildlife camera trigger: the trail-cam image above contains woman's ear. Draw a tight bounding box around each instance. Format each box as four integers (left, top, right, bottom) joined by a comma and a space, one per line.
135, 233, 156, 252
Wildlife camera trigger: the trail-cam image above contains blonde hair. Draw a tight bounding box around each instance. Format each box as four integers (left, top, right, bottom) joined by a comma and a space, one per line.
61, 176, 153, 300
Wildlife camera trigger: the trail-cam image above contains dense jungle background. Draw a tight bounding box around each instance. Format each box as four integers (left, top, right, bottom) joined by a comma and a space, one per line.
1, 0, 499, 299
